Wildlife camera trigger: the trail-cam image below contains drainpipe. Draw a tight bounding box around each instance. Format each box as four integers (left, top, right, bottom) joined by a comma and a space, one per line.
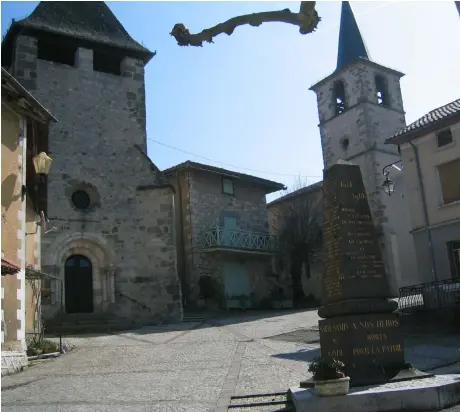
410, 142, 438, 282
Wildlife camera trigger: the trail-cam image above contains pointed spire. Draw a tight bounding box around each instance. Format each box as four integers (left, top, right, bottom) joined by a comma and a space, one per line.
336, 1, 370, 71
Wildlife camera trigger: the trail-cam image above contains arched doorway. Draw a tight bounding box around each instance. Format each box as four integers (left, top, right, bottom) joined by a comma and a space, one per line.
65, 255, 94, 313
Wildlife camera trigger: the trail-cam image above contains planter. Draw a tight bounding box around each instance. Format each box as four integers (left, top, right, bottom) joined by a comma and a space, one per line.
314, 377, 350, 397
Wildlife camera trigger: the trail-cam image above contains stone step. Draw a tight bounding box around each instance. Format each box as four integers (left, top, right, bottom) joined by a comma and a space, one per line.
48, 318, 127, 326
228, 392, 293, 411
45, 322, 137, 336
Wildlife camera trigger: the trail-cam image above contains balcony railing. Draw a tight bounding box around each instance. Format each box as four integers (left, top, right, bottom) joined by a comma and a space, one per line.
398, 278, 460, 313
202, 226, 279, 254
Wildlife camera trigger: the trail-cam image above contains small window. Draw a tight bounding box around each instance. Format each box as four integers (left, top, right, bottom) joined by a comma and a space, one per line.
438, 158, 460, 204
222, 178, 234, 195
93, 50, 122, 75
375, 75, 389, 106
436, 129, 453, 148
37, 39, 76, 66
333, 81, 346, 115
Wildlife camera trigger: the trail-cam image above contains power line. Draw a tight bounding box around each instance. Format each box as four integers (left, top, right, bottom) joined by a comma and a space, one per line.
147, 137, 323, 179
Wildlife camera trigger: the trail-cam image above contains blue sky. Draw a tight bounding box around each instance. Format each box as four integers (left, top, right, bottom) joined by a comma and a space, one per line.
2, 1, 460, 201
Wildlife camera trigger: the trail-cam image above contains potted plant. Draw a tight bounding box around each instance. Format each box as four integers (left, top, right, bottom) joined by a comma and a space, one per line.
308, 357, 349, 396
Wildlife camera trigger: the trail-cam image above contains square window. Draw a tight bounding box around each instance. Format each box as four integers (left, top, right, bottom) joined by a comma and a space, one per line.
222, 178, 234, 195
436, 129, 453, 148
437, 158, 460, 204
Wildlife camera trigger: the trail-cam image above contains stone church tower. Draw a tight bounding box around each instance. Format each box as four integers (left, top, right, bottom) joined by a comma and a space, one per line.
310, 2, 417, 294
1, 2, 183, 324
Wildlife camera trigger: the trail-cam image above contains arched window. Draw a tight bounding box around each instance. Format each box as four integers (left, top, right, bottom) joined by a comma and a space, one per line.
333, 80, 347, 115
375, 75, 390, 106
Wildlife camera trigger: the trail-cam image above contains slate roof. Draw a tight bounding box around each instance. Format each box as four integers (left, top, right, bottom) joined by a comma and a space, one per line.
267, 181, 323, 207
3, 1, 154, 62
386, 98, 460, 144
163, 161, 286, 194
336, 1, 370, 71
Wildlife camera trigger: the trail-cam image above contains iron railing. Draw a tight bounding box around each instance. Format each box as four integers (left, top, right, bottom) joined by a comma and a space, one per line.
398, 278, 460, 312
202, 226, 279, 253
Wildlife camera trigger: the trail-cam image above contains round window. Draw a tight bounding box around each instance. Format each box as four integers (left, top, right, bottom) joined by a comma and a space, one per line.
71, 190, 91, 210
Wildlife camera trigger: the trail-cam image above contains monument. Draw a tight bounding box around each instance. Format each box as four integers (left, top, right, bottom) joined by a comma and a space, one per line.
318, 160, 406, 385
289, 161, 460, 412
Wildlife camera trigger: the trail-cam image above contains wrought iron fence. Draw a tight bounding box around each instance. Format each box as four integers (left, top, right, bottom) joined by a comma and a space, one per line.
202, 226, 279, 253
398, 277, 460, 312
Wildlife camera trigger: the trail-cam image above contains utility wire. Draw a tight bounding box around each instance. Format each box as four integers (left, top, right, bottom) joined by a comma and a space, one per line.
147, 137, 323, 179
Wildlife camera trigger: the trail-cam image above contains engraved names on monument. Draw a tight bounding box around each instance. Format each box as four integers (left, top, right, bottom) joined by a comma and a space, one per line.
322, 162, 390, 304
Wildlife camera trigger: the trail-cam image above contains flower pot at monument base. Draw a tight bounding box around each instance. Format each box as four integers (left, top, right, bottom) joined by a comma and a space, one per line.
314, 376, 350, 396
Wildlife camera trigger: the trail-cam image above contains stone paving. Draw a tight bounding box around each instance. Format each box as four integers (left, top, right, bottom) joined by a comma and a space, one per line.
1, 309, 459, 412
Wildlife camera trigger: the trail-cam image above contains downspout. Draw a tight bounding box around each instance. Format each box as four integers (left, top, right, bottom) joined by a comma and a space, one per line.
410, 142, 438, 282
175, 171, 188, 306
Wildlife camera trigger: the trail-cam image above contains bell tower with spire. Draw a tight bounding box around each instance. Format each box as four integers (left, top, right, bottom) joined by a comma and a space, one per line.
310, 2, 416, 294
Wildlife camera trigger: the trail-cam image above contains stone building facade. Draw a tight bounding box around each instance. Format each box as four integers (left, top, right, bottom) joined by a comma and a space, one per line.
309, 2, 417, 295
164, 161, 285, 309
1, 68, 56, 374
1, 2, 182, 325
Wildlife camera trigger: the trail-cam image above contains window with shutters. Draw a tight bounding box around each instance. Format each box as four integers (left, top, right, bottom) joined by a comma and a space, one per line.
437, 158, 460, 204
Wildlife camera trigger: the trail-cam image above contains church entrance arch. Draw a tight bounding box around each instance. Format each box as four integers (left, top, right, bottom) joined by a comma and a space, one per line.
65, 255, 94, 313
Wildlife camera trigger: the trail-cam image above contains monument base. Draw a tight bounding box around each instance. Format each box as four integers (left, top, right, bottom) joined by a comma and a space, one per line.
319, 312, 405, 385
290, 374, 460, 412
300, 366, 433, 389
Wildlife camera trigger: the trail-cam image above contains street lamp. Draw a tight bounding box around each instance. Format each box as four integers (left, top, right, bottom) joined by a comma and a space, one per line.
382, 160, 402, 196
382, 173, 395, 196
32, 152, 53, 176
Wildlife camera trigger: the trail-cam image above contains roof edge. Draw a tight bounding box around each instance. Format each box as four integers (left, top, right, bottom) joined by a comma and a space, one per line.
163, 161, 286, 193
267, 181, 323, 207
386, 113, 460, 145
310, 58, 405, 92
1, 67, 57, 123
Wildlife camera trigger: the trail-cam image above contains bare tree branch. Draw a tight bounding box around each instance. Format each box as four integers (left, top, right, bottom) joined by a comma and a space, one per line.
170, 1, 321, 47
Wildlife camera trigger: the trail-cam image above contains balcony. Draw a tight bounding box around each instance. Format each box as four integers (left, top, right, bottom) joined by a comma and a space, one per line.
202, 226, 279, 255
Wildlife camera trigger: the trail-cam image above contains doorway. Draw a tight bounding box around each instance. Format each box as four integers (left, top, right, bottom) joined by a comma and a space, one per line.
65, 255, 94, 313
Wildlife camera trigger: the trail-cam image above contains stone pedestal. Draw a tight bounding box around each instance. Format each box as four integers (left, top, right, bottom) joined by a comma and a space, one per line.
318, 161, 406, 385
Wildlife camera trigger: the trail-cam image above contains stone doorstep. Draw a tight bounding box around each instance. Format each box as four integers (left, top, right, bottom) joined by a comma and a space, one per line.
289, 374, 460, 412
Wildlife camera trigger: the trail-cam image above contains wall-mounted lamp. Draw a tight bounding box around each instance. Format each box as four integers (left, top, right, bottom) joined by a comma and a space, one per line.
33, 152, 53, 176
21, 152, 53, 201
382, 160, 403, 197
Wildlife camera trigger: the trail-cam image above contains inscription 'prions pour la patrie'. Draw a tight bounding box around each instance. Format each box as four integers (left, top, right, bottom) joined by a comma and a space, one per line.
322, 168, 389, 304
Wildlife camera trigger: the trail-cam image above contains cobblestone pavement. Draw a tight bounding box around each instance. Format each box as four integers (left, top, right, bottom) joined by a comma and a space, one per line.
1, 309, 459, 412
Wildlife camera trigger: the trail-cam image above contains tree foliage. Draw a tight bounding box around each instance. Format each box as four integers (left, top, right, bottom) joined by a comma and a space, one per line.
170, 2, 321, 47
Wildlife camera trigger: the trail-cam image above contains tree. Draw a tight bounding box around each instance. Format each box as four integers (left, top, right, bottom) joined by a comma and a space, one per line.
170, 2, 321, 47
271, 180, 323, 308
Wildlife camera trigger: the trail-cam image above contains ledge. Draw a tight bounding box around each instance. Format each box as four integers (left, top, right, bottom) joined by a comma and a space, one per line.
289, 374, 460, 412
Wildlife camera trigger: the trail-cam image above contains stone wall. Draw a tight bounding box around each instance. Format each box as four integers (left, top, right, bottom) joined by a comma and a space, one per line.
12, 35, 182, 323
170, 168, 274, 305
